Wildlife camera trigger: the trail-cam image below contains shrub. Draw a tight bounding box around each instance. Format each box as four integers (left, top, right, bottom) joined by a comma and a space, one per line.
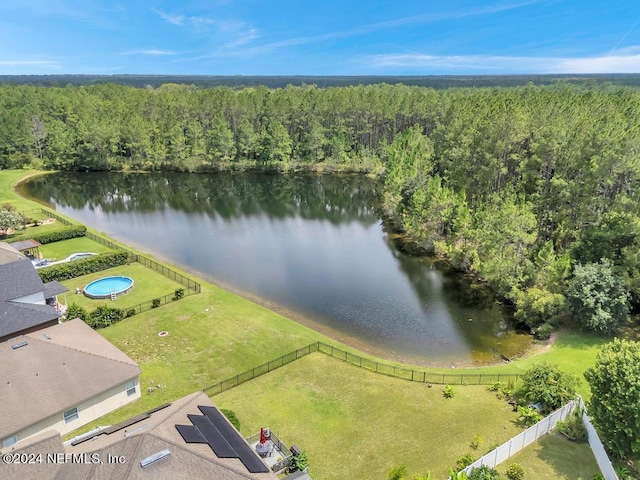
468, 465, 501, 480
443, 385, 455, 398
172, 287, 185, 301
65, 303, 88, 322
517, 363, 577, 412
38, 250, 130, 282
86, 305, 124, 329
506, 463, 525, 480
289, 450, 308, 473
534, 322, 554, 340
518, 406, 542, 427
31, 225, 86, 244
387, 464, 407, 480
556, 408, 587, 442
456, 453, 476, 469
151, 298, 161, 308
470, 433, 483, 450
220, 409, 240, 430
125, 308, 136, 318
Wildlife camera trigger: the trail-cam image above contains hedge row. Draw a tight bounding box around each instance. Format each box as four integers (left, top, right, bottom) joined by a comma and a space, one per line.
32, 225, 86, 244
38, 250, 131, 282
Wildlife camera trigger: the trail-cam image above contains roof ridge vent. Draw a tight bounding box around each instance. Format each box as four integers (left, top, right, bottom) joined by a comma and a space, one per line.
140, 449, 170, 468
12, 341, 28, 350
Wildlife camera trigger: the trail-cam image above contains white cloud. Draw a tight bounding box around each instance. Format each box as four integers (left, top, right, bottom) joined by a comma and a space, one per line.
365, 49, 640, 74
152, 8, 185, 26
121, 49, 177, 56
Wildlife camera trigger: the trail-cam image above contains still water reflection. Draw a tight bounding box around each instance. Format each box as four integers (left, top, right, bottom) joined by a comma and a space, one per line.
21, 172, 530, 365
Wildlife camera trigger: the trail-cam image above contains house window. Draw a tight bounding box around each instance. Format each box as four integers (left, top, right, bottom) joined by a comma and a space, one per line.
63, 407, 79, 424
125, 379, 136, 396
2, 435, 17, 448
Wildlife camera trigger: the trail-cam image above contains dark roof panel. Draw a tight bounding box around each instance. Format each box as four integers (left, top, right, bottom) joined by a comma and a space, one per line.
42, 281, 69, 298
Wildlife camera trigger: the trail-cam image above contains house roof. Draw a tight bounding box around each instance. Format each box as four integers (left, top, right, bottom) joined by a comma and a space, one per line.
1, 392, 279, 480
42, 280, 69, 298
0, 254, 43, 301
0, 242, 68, 340
8, 239, 42, 252
0, 319, 141, 439
0, 301, 61, 339
0, 241, 25, 265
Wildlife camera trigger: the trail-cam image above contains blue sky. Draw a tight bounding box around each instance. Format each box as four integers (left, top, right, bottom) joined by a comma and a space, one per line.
1, 0, 640, 75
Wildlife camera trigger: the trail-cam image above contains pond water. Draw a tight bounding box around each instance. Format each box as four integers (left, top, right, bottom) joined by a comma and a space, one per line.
21, 172, 531, 365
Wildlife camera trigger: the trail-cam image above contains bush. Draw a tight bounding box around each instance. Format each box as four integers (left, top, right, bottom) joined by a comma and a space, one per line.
86, 305, 124, 329
172, 288, 185, 301
443, 385, 455, 398
38, 250, 130, 282
505, 463, 525, 480
468, 465, 501, 480
518, 406, 542, 427
456, 453, 477, 469
31, 225, 86, 244
220, 409, 241, 430
534, 322, 554, 340
517, 363, 577, 412
125, 308, 136, 318
470, 433, 483, 450
556, 408, 587, 442
65, 303, 88, 322
289, 450, 308, 473
151, 298, 161, 308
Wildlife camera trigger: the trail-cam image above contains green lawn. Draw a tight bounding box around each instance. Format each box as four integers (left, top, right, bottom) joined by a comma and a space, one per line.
502, 432, 600, 479
0, 169, 49, 210
215, 353, 523, 480
38, 236, 113, 261
60, 263, 185, 310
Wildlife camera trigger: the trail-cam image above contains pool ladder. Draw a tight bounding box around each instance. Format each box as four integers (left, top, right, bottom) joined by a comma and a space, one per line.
110, 292, 117, 301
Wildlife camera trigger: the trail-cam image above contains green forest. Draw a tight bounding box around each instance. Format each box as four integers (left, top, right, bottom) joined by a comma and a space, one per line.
1, 82, 639, 335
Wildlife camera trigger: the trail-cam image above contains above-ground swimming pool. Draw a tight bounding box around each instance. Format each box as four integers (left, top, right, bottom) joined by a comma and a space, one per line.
84, 276, 134, 299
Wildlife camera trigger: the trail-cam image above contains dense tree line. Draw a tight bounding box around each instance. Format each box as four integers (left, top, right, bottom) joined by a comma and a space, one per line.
1, 83, 639, 330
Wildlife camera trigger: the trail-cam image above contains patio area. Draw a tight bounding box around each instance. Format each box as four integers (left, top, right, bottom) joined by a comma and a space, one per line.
246, 429, 292, 472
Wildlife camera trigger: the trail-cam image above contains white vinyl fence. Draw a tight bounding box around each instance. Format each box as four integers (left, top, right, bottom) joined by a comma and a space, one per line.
455, 397, 618, 479
578, 396, 618, 480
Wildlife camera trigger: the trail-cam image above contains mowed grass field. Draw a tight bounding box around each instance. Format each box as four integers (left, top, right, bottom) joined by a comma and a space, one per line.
502, 433, 600, 479
215, 353, 523, 480
38, 236, 113, 260
60, 263, 185, 310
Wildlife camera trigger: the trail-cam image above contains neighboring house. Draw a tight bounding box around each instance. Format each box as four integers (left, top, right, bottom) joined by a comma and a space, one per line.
0, 318, 141, 449
0, 241, 68, 342
0, 392, 279, 480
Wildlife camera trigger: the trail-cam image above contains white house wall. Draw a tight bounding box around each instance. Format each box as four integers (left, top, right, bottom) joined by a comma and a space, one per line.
2, 377, 140, 449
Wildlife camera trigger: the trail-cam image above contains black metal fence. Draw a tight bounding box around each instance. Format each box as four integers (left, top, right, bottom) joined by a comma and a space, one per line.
317, 342, 520, 385
203, 344, 319, 396
40, 208, 73, 226
203, 342, 520, 397
134, 254, 201, 294
120, 291, 190, 318
85, 231, 125, 251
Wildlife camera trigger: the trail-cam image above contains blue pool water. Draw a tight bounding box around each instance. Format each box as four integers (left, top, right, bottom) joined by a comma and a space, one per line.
84, 276, 134, 299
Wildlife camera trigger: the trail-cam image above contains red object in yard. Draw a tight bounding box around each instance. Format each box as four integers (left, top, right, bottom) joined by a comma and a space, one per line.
259, 427, 266, 444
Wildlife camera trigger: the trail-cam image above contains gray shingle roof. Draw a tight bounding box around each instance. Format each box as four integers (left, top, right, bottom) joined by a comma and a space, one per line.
1, 393, 279, 480
43, 281, 69, 298
0, 319, 141, 438
0, 256, 44, 302
0, 301, 60, 339
0, 242, 67, 340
